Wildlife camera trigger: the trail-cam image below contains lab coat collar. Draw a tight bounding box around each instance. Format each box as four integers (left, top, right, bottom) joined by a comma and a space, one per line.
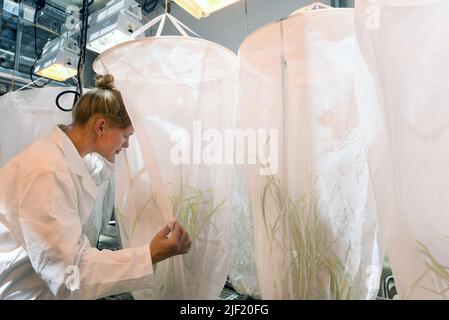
50, 126, 96, 199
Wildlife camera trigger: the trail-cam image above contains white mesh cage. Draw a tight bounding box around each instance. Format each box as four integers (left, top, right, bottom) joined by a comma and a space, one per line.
238, 8, 382, 299
0, 87, 73, 166
93, 33, 239, 299
355, 0, 449, 299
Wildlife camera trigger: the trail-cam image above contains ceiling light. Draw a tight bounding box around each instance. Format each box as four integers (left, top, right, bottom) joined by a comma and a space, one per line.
87, 0, 144, 54
34, 36, 79, 82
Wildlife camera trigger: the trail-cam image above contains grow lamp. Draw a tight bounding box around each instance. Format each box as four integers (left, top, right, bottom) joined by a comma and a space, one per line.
34, 36, 79, 82
87, 0, 144, 53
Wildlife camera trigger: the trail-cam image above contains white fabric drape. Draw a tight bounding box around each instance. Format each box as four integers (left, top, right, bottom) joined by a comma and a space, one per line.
93, 37, 238, 299
355, 0, 449, 299
0, 87, 73, 166
238, 8, 382, 299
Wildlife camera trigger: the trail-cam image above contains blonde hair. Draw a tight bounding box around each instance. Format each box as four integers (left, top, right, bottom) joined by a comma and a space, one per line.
72, 74, 131, 128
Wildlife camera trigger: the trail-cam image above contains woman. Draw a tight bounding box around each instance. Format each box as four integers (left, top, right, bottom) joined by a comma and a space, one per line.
0, 74, 191, 299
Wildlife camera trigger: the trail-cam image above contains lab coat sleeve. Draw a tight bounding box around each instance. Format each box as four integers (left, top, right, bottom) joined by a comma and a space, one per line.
17, 170, 154, 299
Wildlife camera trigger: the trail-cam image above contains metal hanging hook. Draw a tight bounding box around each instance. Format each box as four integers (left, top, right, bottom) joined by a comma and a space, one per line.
165, 0, 170, 13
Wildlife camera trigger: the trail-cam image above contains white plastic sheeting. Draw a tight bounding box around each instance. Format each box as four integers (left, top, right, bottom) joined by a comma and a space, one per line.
238, 8, 382, 299
0, 87, 72, 166
93, 36, 238, 299
355, 0, 449, 299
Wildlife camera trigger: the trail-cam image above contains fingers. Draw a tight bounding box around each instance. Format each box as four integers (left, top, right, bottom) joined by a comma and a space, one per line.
170, 220, 182, 239
175, 223, 189, 243
158, 221, 182, 241
150, 222, 192, 264
183, 237, 192, 253
168, 221, 191, 254
158, 225, 171, 238
179, 229, 187, 243
178, 227, 191, 254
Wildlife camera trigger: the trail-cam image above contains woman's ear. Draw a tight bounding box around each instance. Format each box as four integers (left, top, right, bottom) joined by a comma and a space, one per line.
94, 118, 107, 136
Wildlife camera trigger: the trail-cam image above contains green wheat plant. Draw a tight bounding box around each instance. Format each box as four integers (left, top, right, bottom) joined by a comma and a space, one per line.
119, 181, 224, 247
410, 239, 449, 297
169, 185, 225, 243
131, 184, 225, 298
260, 173, 352, 299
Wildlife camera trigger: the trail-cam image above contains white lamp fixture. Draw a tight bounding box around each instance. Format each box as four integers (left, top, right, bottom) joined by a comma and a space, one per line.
173, 0, 240, 19
86, 0, 144, 54
34, 36, 79, 82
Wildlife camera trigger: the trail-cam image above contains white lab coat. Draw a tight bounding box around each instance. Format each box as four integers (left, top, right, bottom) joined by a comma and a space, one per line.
0, 126, 154, 299
83, 153, 116, 247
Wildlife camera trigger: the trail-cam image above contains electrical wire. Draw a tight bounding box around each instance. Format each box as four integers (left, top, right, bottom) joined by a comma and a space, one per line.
75, 0, 90, 98
244, 0, 249, 35
56, 89, 79, 111
29, 1, 51, 87
55, 0, 92, 111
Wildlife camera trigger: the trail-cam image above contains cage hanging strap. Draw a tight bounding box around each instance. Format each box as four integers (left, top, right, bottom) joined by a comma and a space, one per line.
166, 13, 201, 38
155, 14, 167, 37
129, 14, 165, 39
128, 13, 201, 39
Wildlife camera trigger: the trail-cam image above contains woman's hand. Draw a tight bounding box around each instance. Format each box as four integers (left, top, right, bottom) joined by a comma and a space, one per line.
149, 221, 192, 264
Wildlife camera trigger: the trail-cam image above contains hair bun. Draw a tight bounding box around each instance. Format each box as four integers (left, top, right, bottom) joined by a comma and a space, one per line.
95, 74, 115, 90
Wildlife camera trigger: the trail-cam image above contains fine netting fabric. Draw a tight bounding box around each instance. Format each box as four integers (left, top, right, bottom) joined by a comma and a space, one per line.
93, 36, 238, 299
355, 0, 449, 299
238, 8, 382, 299
228, 165, 261, 298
